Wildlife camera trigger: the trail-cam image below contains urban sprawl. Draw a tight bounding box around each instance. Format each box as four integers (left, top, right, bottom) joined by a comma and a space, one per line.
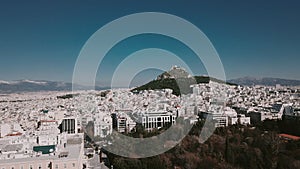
0, 75, 299, 169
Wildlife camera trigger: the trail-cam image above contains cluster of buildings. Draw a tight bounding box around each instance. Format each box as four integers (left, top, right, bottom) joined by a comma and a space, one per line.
87, 88, 179, 138
0, 92, 87, 168
191, 82, 299, 126
0, 116, 84, 169
0, 77, 299, 168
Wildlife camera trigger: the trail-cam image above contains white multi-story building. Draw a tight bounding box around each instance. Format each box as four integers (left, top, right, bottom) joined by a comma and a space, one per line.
94, 112, 112, 138
238, 114, 251, 125
36, 120, 60, 146
139, 111, 176, 131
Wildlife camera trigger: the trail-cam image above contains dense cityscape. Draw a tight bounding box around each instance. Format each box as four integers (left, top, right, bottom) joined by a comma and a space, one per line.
1, 1, 300, 168
0, 67, 299, 169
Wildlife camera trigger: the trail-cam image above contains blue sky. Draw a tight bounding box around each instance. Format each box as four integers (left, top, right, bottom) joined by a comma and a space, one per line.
0, 0, 299, 86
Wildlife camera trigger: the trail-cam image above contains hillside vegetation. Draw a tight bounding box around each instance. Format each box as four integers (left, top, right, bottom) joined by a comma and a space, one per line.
133, 76, 234, 96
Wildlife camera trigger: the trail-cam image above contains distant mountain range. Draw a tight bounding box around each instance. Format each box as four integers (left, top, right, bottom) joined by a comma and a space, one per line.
0, 74, 299, 94
0, 80, 108, 94
228, 77, 300, 86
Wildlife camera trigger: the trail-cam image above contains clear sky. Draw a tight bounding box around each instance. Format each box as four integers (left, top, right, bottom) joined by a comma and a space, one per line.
0, 0, 299, 86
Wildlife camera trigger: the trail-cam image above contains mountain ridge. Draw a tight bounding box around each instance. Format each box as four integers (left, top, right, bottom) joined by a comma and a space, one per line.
1, 75, 299, 94
228, 77, 300, 86
0, 80, 108, 94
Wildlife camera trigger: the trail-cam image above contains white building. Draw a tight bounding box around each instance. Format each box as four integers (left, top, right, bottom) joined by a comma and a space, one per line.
36, 120, 61, 146
211, 112, 227, 127
0, 123, 23, 138
94, 113, 112, 138
0, 124, 11, 138
238, 114, 251, 125
139, 111, 176, 131
224, 107, 238, 126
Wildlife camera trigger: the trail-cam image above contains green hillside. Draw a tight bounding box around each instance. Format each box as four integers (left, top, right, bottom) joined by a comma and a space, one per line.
132, 76, 235, 96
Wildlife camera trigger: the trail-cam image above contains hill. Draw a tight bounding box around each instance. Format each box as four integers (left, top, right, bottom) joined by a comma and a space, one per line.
132, 66, 234, 95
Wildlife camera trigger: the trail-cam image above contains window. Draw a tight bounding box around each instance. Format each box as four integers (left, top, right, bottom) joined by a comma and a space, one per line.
55, 164, 58, 169
72, 163, 76, 167
64, 164, 67, 168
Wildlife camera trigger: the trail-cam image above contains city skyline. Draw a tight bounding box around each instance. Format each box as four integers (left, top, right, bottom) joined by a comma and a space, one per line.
0, 0, 300, 86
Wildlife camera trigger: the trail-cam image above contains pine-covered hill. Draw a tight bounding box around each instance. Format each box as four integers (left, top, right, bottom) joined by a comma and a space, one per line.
132, 76, 235, 96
